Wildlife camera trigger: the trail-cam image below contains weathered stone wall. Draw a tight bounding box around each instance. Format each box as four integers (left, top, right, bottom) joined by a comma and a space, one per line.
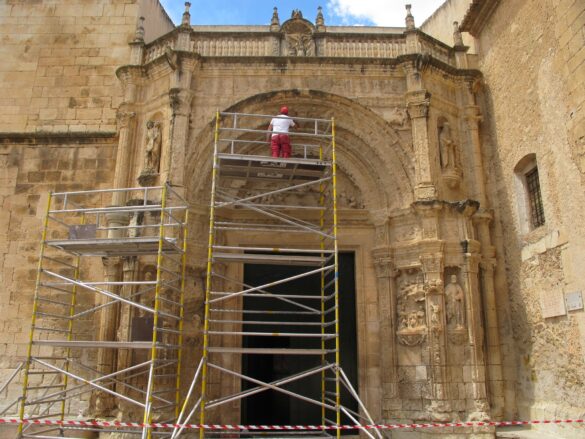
0, 134, 117, 414
476, 0, 585, 435
0, 0, 145, 133
420, 0, 474, 50
138, 0, 174, 43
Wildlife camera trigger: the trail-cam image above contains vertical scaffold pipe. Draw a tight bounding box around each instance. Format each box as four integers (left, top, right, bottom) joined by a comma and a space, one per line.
59, 212, 84, 434
331, 117, 341, 439
319, 139, 326, 430
199, 110, 221, 439
143, 184, 169, 439
17, 192, 52, 438
175, 206, 189, 417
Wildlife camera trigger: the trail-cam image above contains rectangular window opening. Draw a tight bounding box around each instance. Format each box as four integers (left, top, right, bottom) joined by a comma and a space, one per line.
525, 167, 545, 229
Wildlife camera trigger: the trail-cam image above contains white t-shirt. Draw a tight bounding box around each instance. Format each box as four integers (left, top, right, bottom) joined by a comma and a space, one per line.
270, 115, 295, 135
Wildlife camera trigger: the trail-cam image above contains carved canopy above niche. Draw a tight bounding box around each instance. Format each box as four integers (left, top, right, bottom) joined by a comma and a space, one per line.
281, 10, 315, 56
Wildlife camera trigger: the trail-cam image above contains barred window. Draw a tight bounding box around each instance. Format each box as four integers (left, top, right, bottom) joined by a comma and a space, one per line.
525, 167, 545, 228
514, 154, 545, 233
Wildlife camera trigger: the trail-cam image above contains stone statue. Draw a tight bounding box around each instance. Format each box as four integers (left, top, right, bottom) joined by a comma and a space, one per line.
439, 122, 460, 170
445, 275, 464, 328
143, 120, 161, 173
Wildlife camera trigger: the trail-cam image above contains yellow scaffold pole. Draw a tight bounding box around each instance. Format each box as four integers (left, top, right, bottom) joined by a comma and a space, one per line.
143, 184, 169, 439
331, 117, 341, 439
175, 206, 189, 417
199, 110, 221, 439
18, 192, 52, 437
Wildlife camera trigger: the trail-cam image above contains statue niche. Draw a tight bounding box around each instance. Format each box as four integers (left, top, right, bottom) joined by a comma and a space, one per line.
438, 119, 462, 189
139, 119, 162, 186
445, 272, 467, 344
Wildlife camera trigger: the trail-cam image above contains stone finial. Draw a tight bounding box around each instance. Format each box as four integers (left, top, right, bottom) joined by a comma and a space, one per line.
405, 4, 415, 30
316, 6, 325, 26
270, 6, 280, 31
291, 9, 303, 19
271, 7, 280, 25
453, 21, 464, 46
134, 16, 145, 42
182, 2, 191, 26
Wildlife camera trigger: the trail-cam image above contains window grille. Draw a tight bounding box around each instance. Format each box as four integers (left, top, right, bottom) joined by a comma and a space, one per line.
525, 167, 545, 228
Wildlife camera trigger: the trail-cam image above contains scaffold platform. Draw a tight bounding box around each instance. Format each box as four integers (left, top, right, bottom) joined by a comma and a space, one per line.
173, 111, 380, 439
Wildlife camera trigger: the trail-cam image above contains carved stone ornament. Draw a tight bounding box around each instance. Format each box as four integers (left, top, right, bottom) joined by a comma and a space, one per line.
387, 107, 409, 129
281, 11, 315, 56
397, 274, 427, 346
448, 328, 467, 344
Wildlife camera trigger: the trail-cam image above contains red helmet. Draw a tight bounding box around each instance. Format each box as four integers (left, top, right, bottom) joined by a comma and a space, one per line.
280, 106, 289, 115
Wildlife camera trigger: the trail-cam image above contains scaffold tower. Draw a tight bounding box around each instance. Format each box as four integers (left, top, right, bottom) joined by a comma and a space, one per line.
173, 112, 380, 439
14, 184, 188, 439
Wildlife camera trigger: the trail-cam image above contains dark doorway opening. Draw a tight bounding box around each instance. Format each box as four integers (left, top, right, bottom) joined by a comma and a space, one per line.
241, 252, 358, 428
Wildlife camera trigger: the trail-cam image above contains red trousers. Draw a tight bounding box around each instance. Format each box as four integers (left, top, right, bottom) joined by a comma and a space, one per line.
270, 134, 291, 158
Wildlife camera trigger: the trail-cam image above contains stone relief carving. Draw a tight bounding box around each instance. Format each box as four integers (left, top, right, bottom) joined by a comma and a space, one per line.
387, 107, 409, 129
396, 272, 427, 346
234, 171, 364, 209
281, 9, 315, 57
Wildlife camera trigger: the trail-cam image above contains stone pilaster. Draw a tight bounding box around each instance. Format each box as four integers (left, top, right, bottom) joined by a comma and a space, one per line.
474, 211, 504, 418
111, 109, 136, 206
463, 81, 487, 207
406, 67, 435, 200
93, 256, 123, 417
164, 56, 198, 194
462, 247, 490, 421
406, 90, 437, 200
372, 247, 399, 413
115, 256, 139, 397
420, 250, 451, 421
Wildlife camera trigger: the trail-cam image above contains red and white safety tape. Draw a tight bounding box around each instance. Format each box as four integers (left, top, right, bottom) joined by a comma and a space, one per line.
0, 418, 583, 430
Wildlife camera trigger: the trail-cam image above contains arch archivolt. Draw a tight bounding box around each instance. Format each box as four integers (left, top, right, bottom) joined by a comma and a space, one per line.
185, 89, 415, 212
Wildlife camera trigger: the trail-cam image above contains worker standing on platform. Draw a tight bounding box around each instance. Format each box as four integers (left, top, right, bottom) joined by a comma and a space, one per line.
267, 106, 296, 158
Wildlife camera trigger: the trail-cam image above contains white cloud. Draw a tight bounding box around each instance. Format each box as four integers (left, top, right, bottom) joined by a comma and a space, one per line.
327, 0, 447, 27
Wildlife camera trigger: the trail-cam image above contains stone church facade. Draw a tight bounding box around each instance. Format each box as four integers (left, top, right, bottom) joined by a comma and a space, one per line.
0, 0, 584, 438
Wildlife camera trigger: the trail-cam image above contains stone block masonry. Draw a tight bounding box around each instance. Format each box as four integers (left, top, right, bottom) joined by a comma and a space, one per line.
0, 133, 117, 415
0, 0, 138, 133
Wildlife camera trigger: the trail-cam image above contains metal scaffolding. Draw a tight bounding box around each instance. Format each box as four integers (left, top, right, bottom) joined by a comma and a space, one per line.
174, 111, 380, 439
15, 184, 188, 439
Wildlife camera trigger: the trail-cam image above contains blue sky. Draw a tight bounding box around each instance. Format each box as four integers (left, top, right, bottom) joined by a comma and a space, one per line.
160, 0, 447, 27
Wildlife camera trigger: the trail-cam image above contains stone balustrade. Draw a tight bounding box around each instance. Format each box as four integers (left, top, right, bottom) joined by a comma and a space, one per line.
141, 29, 457, 67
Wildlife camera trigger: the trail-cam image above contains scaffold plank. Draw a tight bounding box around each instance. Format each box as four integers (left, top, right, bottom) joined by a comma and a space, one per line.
46, 237, 181, 256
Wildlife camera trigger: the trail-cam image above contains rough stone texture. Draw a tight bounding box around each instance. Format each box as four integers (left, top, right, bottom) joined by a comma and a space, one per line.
0, 1, 583, 438
420, 0, 475, 50
0, 134, 117, 414
0, 0, 170, 133
473, 0, 585, 437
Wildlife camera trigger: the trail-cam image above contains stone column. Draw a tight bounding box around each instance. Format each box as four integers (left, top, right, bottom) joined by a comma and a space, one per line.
372, 247, 400, 417
116, 256, 139, 381
414, 201, 451, 420
405, 63, 435, 200
93, 256, 122, 416
420, 251, 451, 421
112, 109, 136, 206
475, 212, 504, 418
462, 248, 490, 421
463, 82, 487, 207
163, 52, 198, 195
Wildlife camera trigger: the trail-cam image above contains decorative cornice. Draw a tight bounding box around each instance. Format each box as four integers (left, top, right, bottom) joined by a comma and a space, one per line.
460, 0, 501, 37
